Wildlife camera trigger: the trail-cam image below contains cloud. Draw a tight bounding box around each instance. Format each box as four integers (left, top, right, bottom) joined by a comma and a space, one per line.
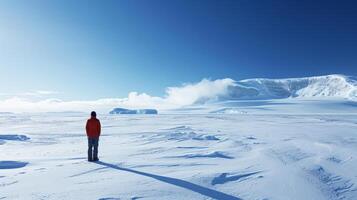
0, 90, 59, 98
165, 78, 236, 106
0, 78, 236, 113
25, 90, 59, 96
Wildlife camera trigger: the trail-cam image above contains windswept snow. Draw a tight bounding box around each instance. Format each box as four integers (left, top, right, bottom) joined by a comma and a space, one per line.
153, 126, 220, 141
166, 151, 234, 159
211, 172, 261, 185
1, 99, 357, 199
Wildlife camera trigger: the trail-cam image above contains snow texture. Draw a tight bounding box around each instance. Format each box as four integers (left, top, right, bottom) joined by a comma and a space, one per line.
1, 108, 357, 199
1, 86, 357, 199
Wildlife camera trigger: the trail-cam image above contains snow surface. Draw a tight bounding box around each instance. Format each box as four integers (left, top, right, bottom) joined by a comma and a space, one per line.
1, 99, 357, 200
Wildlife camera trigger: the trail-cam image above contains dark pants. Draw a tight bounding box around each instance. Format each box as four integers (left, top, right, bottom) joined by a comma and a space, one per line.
88, 137, 99, 161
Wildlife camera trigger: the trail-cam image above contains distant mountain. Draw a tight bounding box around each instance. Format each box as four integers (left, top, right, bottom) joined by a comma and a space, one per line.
221, 74, 357, 100
109, 108, 158, 115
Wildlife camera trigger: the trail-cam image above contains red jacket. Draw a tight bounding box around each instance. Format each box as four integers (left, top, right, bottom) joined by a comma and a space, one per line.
86, 117, 101, 138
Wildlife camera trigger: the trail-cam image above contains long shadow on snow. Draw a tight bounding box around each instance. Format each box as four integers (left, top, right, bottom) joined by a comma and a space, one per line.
95, 161, 242, 200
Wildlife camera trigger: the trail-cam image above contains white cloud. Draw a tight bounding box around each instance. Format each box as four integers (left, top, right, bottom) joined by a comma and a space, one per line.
0, 90, 59, 98
0, 78, 236, 113
165, 78, 235, 106
26, 90, 59, 96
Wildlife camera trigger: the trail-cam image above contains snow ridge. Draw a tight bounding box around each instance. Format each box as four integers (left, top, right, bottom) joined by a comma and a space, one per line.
222, 74, 357, 100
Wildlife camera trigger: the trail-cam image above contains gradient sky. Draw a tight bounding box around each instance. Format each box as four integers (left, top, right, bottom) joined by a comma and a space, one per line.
0, 0, 356, 100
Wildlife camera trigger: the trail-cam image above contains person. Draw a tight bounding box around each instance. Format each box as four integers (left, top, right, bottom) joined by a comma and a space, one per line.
85, 111, 101, 162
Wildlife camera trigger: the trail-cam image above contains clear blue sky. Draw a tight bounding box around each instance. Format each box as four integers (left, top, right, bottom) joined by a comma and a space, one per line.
0, 0, 356, 100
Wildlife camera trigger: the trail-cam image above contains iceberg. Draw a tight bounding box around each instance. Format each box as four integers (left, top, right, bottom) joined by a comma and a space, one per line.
109, 108, 158, 114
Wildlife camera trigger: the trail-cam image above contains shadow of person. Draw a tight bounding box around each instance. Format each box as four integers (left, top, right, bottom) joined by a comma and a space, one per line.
95, 161, 242, 200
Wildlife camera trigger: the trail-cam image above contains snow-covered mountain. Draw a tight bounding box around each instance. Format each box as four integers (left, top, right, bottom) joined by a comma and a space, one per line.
221, 74, 357, 100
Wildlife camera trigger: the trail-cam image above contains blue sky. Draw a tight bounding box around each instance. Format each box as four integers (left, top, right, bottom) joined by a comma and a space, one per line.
0, 0, 356, 100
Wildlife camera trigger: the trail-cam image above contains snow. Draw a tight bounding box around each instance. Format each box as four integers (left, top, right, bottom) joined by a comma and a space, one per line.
1, 98, 357, 199
211, 172, 261, 186
226, 74, 357, 100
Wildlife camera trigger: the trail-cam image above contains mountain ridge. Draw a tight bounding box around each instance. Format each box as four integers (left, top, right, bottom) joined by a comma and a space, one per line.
218, 74, 357, 101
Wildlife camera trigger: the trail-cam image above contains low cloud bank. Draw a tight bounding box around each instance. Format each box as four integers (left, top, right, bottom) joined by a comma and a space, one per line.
0, 78, 236, 113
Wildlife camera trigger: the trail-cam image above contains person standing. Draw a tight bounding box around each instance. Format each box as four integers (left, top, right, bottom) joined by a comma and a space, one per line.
86, 111, 101, 162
